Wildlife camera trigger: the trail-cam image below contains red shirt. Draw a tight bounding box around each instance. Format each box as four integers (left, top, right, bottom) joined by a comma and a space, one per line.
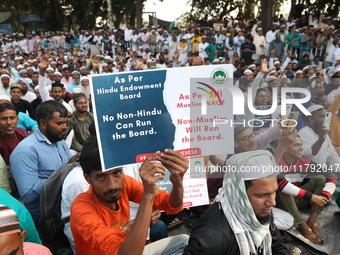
71, 175, 182, 255
0, 128, 27, 165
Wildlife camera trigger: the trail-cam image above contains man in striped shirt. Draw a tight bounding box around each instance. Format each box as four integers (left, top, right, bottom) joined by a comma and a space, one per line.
276, 135, 337, 244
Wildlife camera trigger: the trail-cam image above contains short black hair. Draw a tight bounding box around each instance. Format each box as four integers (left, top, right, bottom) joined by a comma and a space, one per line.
244, 180, 253, 190
0, 103, 18, 115
35, 100, 68, 124
79, 135, 101, 174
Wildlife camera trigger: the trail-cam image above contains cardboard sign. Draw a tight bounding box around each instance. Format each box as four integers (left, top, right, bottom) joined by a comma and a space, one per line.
90, 65, 234, 171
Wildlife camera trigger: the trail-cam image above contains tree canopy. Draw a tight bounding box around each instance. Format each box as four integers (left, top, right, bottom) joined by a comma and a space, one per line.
1, 0, 339, 31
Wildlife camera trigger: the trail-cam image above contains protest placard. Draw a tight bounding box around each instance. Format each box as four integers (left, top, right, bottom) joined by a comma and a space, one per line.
90, 65, 234, 171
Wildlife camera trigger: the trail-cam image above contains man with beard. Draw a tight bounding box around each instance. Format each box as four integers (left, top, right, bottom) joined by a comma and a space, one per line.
184, 151, 289, 255
31, 72, 39, 88
70, 136, 189, 255
10, 100, 78, 221
251, 21, 266, 60
15, 78, 36, 103
298, 105, 340, 171
69, 93, 93, 152
67, 71, 82, 93
0, 74, 11, 97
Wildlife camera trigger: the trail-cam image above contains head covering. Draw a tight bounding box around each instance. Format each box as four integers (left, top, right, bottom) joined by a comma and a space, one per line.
267, 75, 278, 83
307, 104, 324, 113
72, 71, 80, 75
51, 82, 64, 89
295, 70, 303, 75
72, 88, 82, 94
0, 204, 20, 237
0, 95, 11, 102
73, 93, 86, 103
14, 78, 29, 86
80, 76, 89, 82
0, 74, 10, 79
243, 69, 252, 74
214, 150, 276, 255
10, 83, 22, 90
54, 71, 62, 76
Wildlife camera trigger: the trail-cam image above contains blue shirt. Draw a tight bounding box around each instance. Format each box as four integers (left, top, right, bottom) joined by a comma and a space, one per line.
18, 112, 38, 131
67, 83, 82, 93
10, 128, 72, 220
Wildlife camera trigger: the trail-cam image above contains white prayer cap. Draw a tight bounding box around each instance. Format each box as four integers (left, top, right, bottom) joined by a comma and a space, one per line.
280, 24, 286, 28
274, 60, 280, 65
248, 64, 256, 69
242, 153, 277, 180
80, 76, 89, 82
268, 70, 276, 76
16, 65, 24, 69
26, 67, 33, 71
236, 28, 241, 32
307, 104, 324, 114
46, 67, 54, 72
19, 70, 27, 74
295, 70, 303, 74
80, 66, 87, 71
0, 74, 10, 79
256, 27, 262, 30
72, 88, 82, 93
0, 95, 11, 102
243, 69, 252, 74
72, 71, 80, 75
54, 71, 62, 76
62, 64, 69, 69
50, 61, 57, 64
104, 56, 111, 60
34, 86, 39, 91
101, 63, 108, 67
32, 59, 38, 62
212, 59, 219, 63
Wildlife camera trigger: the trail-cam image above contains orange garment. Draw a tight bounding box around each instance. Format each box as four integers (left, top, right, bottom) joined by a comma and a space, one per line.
327, 93, 340, 153
70, 175, 182, 255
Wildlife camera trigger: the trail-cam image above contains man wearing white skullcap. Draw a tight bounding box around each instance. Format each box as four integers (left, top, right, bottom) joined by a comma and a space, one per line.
184, 150, 289, 255
298, 105, 340, 170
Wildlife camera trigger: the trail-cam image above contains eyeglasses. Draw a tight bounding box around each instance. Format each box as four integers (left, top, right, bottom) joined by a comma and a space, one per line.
235, 133, 256, 142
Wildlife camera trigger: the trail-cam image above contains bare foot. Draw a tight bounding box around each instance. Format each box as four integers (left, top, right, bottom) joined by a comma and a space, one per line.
299, 222, 321, 244
306, 220, 324, 243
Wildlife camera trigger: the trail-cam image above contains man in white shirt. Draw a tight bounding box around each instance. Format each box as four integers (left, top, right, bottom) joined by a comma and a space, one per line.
298, 105, 340, 170
198, 36, 209, 60
265, 24, 278, 44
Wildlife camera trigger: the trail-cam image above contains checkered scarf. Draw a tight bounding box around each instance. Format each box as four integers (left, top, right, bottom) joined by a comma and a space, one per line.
214, 150, 274, 255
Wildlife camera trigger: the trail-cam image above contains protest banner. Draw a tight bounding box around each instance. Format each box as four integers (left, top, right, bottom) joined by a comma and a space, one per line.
90, 65, 234, 171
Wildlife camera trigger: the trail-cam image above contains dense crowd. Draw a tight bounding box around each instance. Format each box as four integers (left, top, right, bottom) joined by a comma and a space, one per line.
0, 9, 340, 255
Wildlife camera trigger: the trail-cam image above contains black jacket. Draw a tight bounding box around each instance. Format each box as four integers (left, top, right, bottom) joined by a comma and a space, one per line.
183, 202, 288, 255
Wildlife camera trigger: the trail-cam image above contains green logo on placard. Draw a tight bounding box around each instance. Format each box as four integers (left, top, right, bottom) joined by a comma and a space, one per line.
210, 68, 229, 85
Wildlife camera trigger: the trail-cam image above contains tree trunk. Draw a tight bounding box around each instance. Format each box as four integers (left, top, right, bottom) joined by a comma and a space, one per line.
261, 0, 274, 34
136, 0, 143, 31
289, 0, 296, 18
